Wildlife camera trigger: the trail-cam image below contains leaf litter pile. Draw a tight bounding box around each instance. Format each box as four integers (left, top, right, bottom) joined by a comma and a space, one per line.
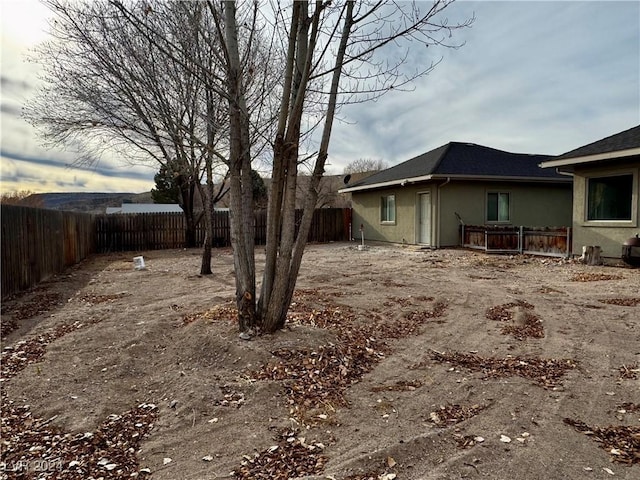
1, 400, 158, 479
250, 290, 448, 422
598, 297, 640, 307
485, 300, 544, 340
239, 290, 448, 478
425, 351, 577, 388
231, 428, 327, 480
569, 272, 623, 282
1, 319, 158, 479
428, 404, 487, 428
563, 418, 640, 465
1, 292, 63, 337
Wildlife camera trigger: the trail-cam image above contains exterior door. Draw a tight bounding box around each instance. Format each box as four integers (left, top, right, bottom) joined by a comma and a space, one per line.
419, 192, 431, 245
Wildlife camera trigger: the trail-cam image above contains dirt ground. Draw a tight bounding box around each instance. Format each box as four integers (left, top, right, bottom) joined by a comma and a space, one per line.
1, 242, 639, 480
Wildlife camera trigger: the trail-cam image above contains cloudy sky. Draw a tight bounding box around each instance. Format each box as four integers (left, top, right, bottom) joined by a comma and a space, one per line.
1, 0, 639, 194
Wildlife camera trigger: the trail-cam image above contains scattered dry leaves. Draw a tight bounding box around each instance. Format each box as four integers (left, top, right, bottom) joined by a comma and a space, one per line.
232, 429, 327, 480
563, 418, 640, 464
598, 298, 640, 307
370, 380, 422, 392
250, 295, 447, 424
1, 321, 93, 381
485, 300, 534, 322
618, 363, 639, 380
213, 386, 246, 408
425, 351, 577, 388
485, 301, 544, 340
180, 304, 237, 326
10, 292, 63, 321
617, 402, 640, 413
428, 404, 487, 428
0, 398, 158, 478
569, 273, 623, 282
78, 292, 131, 305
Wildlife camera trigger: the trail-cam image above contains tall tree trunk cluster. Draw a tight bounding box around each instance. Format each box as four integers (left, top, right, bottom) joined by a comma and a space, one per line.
222, 0, 355, 335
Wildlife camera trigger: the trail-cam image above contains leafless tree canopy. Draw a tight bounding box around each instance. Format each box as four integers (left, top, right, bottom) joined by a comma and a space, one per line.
27, 0, 472, 334
343, 158, 389, 174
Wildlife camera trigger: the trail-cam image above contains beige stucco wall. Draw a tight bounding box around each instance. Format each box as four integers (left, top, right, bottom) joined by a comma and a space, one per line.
350, 180, 573, 247
570, 160, 640, 259
351, 184, 432, 244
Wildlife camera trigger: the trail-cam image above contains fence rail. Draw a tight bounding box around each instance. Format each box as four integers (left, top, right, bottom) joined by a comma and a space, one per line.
461, 225, 571, 258
2, 206, 352, 299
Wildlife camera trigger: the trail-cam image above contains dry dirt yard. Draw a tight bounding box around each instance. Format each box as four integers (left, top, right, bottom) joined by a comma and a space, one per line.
1, 242, 639, 480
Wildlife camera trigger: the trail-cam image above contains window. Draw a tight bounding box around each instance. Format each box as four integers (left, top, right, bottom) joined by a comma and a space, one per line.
587, 174, 633, 221
487, 192, 510, 222
380, 195, 395, 223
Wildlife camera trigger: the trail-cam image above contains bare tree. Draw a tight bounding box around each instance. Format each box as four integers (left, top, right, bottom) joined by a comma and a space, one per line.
253, 1, 472, 334
26, 0, 230, 258
0, 191, 45, 208
343, 158, 388, 174
45, 0, 472, 335
138, 0, 472, 335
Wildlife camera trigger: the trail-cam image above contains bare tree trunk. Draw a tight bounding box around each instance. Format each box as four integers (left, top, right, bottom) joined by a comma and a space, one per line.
199, 176, 214, 275
258, 1, 301, 316
258, 1, 354, 333
224, 0, 256, 335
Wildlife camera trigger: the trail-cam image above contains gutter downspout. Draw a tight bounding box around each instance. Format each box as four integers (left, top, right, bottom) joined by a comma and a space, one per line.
436, 177, 451, 248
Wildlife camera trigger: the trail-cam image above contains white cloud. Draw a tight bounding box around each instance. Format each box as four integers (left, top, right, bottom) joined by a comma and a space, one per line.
1, 0, 638, 186
325, 0, 640, 173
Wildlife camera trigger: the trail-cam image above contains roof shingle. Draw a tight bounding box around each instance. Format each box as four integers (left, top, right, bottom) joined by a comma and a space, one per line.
346, 142, 564, 190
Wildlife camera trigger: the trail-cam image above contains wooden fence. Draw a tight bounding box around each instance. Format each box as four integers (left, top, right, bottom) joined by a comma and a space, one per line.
1, 205, 95, 299
461, 225, 572, 258
95, 208, 351, 252
2, 206, 352, 299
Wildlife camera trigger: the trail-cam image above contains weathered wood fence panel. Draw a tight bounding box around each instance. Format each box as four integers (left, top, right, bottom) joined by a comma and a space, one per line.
94, 208, 351, 252
461, 225, 571, 258
2, 207, 351, 298
1, 205, 95, 299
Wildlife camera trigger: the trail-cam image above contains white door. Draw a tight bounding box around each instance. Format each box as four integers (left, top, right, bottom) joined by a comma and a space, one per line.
419, 193, 431, 245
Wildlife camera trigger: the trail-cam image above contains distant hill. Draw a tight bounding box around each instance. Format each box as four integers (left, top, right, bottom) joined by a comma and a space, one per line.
29, 192, 153, 214
24, 172, 376, 214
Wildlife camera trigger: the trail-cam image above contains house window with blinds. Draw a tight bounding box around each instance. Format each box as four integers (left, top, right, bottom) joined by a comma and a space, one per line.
487, 192, 510, 222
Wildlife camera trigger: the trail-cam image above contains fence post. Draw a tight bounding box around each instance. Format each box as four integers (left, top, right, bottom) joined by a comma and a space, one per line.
566, 227, 571, 258
519, 225, 524, 254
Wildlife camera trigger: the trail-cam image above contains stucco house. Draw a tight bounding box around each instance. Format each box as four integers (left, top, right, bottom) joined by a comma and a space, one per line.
339, 142, 573, 247
540, 125, 640, 261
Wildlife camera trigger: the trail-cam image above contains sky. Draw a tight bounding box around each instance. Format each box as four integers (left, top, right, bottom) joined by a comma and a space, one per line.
1, 0, 639, 194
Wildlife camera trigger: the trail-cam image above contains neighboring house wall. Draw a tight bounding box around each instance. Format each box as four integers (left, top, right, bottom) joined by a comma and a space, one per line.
569, 159, 640, 259
352, 181, 572, 246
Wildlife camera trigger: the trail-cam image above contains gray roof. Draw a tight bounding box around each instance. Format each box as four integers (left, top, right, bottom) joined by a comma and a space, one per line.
106, 203, 183, 214
343, 142, 566, 192
555, 125, 640, 160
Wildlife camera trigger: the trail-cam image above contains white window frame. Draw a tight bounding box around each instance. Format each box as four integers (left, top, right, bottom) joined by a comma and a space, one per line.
380, 194, 396, 224
486, 191, 510, 223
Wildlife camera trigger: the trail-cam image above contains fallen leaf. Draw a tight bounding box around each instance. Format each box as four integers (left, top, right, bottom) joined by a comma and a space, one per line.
603, 467, 615, 475
163, 458, 172, 465
500, 435, 511, 443
387, 456, 397, 468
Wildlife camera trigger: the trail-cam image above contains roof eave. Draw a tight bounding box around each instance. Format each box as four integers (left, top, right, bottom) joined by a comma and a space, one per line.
339, 174, 435, 193
539, 147, 640, 169
339, 174, 570, 193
